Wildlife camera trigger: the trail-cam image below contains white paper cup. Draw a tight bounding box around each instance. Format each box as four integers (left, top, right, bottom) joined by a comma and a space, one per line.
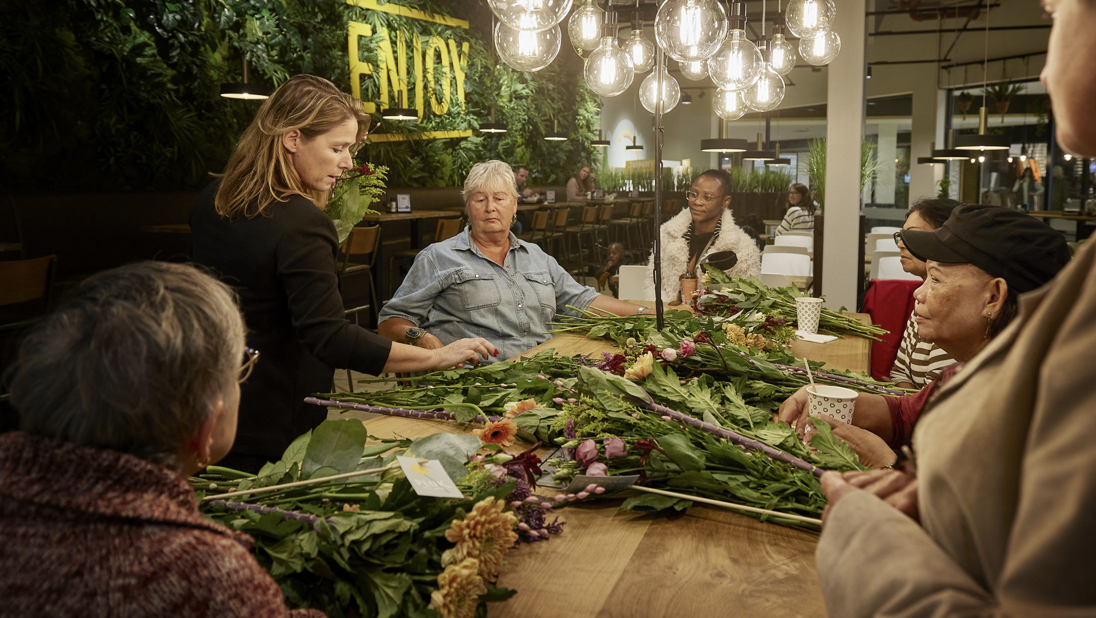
795, 297, 823, 334
807, 385, 858, 424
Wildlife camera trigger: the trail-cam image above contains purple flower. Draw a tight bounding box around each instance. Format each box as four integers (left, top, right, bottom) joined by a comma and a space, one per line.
603, 437, 626, 459
661, 348, 678, 362
586, 462, 608, 476
679, 340, 697, 357
576, 439, 598, 466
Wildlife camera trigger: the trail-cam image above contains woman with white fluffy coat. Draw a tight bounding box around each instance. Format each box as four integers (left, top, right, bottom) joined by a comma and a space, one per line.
644, 169, 761, 301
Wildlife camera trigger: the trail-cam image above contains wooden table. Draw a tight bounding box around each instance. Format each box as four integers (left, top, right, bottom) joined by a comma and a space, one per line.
0, 242, 22, 253
1026, 209, 1096, 240
359, 210, 457, 250
352, 321, 881, 616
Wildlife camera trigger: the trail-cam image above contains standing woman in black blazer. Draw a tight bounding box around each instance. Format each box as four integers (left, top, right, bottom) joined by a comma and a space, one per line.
190, 75, 493, 472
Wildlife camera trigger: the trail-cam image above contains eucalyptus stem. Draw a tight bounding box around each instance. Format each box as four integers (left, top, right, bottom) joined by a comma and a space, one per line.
305, 397, 502, 424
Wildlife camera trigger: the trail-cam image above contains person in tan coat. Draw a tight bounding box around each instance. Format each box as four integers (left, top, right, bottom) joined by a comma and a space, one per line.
815, 0, 1096, 613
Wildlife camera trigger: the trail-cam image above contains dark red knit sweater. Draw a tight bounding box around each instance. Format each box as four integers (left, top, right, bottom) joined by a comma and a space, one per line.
0, 432, 326, 618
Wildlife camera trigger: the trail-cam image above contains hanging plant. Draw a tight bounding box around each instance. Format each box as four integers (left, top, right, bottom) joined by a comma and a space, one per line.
983, 81, 1025, 116
956, 91, 975, 118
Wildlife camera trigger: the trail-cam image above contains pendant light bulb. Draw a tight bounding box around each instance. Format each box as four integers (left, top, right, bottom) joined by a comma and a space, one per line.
799, 30, 841, 66
709, 5, 762, 92
654, 0, 728, 63
679, 59, 709, 81
585, 35, 635, 97
489, 0, 574, 32
627, 21, 656, 72
785, 0, 836, 39
768, 33, 798, 75
744, 66, 785, 112
640, 68, 681, 113
495, 22, 562, 72
568, 0, 605, 52
713, 88, 747, 121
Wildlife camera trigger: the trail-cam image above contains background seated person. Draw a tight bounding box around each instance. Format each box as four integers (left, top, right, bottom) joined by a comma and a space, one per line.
777, 205, 1070, 463
596, 242, 625, 296
378, 161, 646, 361
1, 262, 324, 617
645, 169, 761, 302
565, 165, 595, 201
889, 198, 961, 389
514, 164, 538, 200
773, 183, 815, 237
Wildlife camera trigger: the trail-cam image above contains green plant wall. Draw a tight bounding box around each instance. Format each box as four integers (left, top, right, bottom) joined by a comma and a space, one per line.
0, 0, 601, 192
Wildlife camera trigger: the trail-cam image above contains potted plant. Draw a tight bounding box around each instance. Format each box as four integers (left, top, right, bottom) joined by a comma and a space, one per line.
956, 91, 975, 118
984, 81, 1025, 115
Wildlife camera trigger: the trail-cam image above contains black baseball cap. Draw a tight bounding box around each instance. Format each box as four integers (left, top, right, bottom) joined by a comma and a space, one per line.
900, 204, 1071, 294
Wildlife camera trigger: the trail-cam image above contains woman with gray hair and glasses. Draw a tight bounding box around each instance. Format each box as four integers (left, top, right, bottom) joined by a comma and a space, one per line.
379, 160, 645, 360
0, 261, 325, 617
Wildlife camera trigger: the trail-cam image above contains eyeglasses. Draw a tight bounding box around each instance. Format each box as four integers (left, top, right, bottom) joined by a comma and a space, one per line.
686, 190, 723, 205
239, 347, 260, 383
893, 231, 904, 247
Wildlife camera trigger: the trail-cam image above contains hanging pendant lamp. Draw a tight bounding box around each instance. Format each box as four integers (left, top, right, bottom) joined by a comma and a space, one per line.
545, 118, 568, 141
479, 108, 507, 133
742, 132, 776, 161
700, 118, 748, 152
382, 91, 418, 121
220, 58, 271, 100
954, 107, 1010, 151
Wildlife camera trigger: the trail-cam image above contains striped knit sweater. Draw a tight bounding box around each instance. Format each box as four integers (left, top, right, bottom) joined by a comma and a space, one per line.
773, 206, 814, 237
0, 432, 326, 618
889, 310, 957, 387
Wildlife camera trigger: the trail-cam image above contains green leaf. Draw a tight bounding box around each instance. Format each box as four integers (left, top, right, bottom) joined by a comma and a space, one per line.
808, 418, 865, 471
281, 430, 312, 464
407, 432, 481, 464
364, 569, 412, 618
620, 492, 690, 512
655, 433, 707, 472
302, 419, 369, 477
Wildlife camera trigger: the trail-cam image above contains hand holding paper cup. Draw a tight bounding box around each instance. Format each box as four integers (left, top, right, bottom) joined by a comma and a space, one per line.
795, 297, 823, 334
806, 385, 858, 425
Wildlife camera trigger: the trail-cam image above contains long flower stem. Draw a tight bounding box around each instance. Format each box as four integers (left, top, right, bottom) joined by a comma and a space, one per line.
305, 397, 502, 424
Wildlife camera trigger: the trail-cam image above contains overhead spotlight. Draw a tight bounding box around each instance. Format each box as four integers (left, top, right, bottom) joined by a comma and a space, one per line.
866, 66, 872, 79
682, 92, 693, 105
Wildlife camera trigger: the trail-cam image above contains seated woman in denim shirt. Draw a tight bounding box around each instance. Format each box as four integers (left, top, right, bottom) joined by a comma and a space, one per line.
378, 160, 646, 360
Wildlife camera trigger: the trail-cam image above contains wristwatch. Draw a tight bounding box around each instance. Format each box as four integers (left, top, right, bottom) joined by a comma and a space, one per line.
636, 306, 647, 314
404, 327, 427, 345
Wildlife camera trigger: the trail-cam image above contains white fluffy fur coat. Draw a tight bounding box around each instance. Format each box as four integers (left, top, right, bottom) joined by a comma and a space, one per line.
644, 207, 762, 301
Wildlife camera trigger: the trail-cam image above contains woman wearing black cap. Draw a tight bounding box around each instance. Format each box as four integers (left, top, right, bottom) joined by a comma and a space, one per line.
804, 3, 1096, 611
778, 203, 1071, 453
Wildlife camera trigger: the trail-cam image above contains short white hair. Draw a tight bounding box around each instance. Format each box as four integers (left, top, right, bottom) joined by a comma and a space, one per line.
463, 160, 521, 204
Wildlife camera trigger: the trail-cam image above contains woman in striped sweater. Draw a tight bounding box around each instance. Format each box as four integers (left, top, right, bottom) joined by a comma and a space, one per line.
773, 183, 815, 237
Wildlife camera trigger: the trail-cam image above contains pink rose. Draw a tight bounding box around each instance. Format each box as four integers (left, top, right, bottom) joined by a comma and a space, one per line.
576, 439, 598, 466
661, 348, 678, 362
679, 340, 696, 357
586, 462, 608, 476
603, 437, 626, 459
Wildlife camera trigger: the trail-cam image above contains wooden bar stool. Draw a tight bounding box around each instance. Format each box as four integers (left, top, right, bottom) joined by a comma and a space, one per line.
387, 218, 462, 299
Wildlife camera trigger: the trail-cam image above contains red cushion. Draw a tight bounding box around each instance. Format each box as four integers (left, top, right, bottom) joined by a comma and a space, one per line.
861, 279, 922, 381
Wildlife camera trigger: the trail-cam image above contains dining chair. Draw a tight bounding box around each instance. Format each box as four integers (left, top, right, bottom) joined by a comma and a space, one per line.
760, 252, 811, 277
773, 234, 813, 252
387, 218, 462, 299
876, 255, 922, 281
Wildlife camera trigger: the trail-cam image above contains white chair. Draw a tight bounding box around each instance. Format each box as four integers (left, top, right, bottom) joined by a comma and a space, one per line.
874, 237, 899, 253
617, 265, 653, 301
865, 232, 894, 254
758, 273, 790, 288
761, 252, 811, 277
871, 226, 902, 234
764, 245, 809, 255
876, 255, 922, 281
773, 234, 814, 252
870, 250, 899, 279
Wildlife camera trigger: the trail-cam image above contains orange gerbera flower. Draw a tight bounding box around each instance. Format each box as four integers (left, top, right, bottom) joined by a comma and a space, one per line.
503, 398, 537, 418
473, 419, 518, 447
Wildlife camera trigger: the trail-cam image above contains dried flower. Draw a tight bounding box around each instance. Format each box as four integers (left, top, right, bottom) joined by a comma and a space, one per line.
661, 348, 678, 362
679, 339, 696, 357
503, 398, 537, 418
443, 497, 518, 582
472, 419, 518, 447
624, 351, 655, 382
575, 439, 598, 466
604, 437, 626, 459
429, 558, 486, 618
586, 462, 608, 476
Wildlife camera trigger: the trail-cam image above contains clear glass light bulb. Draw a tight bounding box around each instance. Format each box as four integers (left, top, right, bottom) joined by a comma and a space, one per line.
708, 29, 762, 91
568, 0, 604, 52
654, 0, 727, 62
489, 0, 574, 32
744, 66, 785, 112
679, 59, 708, 81
768, 33, 798, 75
713, 88, 747, 120
799, 30, 841, 66
1065, 153, 1073, 161
978, 155, 986, 163
627, 28, 656, 73
584, 36, 635, 97
495, 22, 562, 72
786, 0, 836, 39
640, 68, 681, 113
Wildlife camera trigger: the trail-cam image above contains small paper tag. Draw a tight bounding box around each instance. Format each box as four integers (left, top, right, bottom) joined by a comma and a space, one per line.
563, 474, 641, 495
397, 457, 464, 499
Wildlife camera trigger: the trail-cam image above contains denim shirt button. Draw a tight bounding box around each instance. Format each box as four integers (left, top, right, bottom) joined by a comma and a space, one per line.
518, 303, 522, 308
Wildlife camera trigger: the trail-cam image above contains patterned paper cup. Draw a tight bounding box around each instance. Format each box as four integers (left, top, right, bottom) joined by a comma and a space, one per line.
807, 385, 858, 424
795, 297, 823, 334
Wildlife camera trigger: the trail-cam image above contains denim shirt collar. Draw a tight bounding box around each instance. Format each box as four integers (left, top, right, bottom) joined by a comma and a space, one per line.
452, 228, 528, 258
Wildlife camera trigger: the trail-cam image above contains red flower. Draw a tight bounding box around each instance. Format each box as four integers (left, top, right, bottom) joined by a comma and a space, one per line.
354, 162, 374, 176
509, 447, 543, 485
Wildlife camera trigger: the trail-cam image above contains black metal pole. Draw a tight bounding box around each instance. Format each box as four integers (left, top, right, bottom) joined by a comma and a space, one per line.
653, 47, 665, 330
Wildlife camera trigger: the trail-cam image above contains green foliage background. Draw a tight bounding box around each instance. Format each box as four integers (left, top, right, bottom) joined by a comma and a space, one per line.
0, 0, 602, 192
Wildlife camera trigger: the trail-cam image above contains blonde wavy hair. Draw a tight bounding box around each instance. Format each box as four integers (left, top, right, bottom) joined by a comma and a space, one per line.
215, 74, 369, 218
